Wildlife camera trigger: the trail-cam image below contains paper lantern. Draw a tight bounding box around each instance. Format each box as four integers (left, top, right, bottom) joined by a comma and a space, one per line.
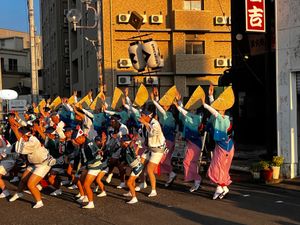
142, 39, 161, 68
128, 41, 147, 71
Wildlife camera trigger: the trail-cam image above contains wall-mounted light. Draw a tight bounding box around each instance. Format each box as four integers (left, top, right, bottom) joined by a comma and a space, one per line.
236, 33, 243, 41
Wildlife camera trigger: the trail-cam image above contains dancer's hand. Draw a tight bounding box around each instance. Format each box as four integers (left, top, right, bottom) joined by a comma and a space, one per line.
124, 87, 129, 97
209, 84, 214, 96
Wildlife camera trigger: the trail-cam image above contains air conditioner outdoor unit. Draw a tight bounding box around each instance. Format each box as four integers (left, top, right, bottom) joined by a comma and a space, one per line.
227, 58, 232, 67
118, 76, 131, 85
118, 14, 130, 23
150, 15, 163, 24
144, 76, 159, 85
118, 58, 132, 68
215, 58, 227, 67
64, 47, 69, 54
227, 16, 231, 25
214, 16, 227, 25
64, 40, 69, 46
142, 15, 148, 23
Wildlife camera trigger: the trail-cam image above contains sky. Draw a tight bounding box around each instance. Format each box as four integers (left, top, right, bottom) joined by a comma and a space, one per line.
0, 0, 40, 34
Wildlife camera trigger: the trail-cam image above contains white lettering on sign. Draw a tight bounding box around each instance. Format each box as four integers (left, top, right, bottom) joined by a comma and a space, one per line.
246, 0, 265, 32
248, 6, 263, 28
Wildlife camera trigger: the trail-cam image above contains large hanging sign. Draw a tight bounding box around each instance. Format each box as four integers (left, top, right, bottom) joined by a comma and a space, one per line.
246, 0, 265, 32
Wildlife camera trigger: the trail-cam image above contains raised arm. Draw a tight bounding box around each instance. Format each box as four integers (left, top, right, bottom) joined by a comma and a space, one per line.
208, 84, 215, 104
73, 106, 85, 121
152, 100, 166, 115
173, 91, 188, 117
202, 94, 219, 118
173, 99, 188, 117
62, 102, 74, 112
104, 109, 117, 116
82, 108, 94, 119
9, 123, 22, 141
151, 89, 166, 116
15, 112, 27, 127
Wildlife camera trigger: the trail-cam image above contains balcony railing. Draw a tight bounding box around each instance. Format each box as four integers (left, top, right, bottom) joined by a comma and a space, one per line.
1, 64, 30, 74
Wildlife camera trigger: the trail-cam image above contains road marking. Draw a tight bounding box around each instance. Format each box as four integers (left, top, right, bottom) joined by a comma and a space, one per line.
242, 194, 250, 197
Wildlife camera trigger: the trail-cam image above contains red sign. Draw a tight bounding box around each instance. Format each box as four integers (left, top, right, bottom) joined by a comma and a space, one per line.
246, 0, 266, 32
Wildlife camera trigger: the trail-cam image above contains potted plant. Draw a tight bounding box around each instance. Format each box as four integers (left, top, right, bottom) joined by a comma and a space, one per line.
271, 156, 284, 179
259, 160, 273, 181
250, 162, 261, 179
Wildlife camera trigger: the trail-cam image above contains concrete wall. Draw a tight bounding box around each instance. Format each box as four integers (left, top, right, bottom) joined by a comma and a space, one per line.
0, 29, 43, 71
276, 0, 300, 178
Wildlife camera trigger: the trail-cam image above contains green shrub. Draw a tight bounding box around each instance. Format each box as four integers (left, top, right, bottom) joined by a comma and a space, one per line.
259, 161, 270, 170
272, 156, 284, 167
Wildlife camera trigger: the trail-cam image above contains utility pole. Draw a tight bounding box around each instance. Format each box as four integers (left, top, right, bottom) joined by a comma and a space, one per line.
96, 0, 103, 92
27, 0, 38, 103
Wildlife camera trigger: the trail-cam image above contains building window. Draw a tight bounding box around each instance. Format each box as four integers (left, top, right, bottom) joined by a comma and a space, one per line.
8, 59, 18, 71
185, 41, 205, 54
184, 0, 204, 10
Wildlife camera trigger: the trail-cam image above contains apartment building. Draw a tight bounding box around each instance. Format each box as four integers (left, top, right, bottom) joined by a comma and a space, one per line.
40, 0, 70, 97
0, 28, 43, 93
67, 0, 231, 99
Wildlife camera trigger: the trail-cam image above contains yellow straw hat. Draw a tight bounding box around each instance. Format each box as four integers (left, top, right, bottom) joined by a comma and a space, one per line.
159, 85, 177, 107
111, 87, 124, 110
211, 86, 235, 111
133, 84, 149, 107
185, 86, 205, 110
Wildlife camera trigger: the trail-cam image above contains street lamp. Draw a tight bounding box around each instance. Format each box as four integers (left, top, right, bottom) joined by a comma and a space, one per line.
66, 9, 82, 31
67, 0, 103, 92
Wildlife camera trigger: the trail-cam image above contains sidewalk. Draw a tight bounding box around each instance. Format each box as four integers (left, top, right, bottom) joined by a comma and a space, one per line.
229, 168, 300, 192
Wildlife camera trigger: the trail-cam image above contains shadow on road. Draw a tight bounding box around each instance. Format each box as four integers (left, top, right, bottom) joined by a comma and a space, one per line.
140, 198, 246, 225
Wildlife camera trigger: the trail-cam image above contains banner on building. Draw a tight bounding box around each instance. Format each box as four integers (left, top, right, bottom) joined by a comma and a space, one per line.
246, 0, 265, 32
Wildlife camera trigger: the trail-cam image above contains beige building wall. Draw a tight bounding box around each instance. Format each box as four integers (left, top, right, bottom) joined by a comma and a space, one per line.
68, 0, 231, 100
0, 29, 43, 92
0, 28, 43, 71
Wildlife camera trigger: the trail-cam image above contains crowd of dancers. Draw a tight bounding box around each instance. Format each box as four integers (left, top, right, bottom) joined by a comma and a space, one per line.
0, 85, 235, 209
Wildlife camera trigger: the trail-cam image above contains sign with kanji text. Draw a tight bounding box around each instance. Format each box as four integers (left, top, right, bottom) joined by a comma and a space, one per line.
246, 0, 265, 32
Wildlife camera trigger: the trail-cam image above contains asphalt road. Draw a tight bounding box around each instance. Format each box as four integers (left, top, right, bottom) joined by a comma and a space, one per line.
1, 174, 300, 225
